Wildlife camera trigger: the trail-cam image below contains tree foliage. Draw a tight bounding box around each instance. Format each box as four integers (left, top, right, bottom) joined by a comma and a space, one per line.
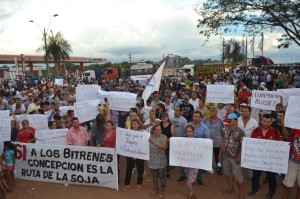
194, 0, 300, 48
222, 40, 244, 66
37, 31, 72, 76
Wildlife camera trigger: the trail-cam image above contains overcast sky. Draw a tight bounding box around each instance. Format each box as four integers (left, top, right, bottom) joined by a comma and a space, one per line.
0, 0, 299, 64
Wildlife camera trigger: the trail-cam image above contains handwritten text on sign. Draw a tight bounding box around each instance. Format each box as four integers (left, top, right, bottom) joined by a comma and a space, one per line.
35, 129, 68, 145
169, 137, 213, 171
284, 96, 300, 130
206, 85, 234, 103
116, 128, 150, 160
108, 92, 137, 112
15, 143, 118, 190
241, 137, 290, 174
0, 110, 11, 141
76, 85, 101, 102
74, 100, 99, 123
251, 90, 281, 111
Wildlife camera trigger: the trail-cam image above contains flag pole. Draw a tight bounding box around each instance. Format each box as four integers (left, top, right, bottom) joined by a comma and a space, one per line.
252, 35, 255, 59
245, 36, 248, 66
261, 32, 264, 57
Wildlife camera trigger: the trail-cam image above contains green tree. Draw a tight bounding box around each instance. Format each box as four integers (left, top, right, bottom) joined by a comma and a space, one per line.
222, 40, 244, 66
195, 0, 300, 48
38, 31, 72, 77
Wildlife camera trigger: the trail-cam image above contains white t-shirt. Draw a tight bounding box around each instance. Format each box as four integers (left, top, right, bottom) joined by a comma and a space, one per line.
237, 117, 259, 137
140, 106, 151, 121
189, 98, 199, 110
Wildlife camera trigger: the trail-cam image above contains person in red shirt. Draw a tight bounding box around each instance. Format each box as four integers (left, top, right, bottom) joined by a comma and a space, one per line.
238, 86, 250, 105
16, 119, 36, 143
249, 114, 283, 199
98, 120, 116, 148
283, 128, 300, 199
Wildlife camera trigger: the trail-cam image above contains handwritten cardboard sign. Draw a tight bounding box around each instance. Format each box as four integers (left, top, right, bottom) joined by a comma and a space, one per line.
206, 85, 234, 103
16, 114, 48, 130
284, 96, 300, 129
116, 127, 150, 160
108, 92, 137, 112
74, 100, 99, 123
0, 110, 11, 141
35, 129, 68, 145
15, 143, 118, 190
54, 79, 64, 86
251, 90, 281, 111
241, 137, 290, 174
76, 85, 101, 102
169, 137, 213, 171
278, 88, 300, 106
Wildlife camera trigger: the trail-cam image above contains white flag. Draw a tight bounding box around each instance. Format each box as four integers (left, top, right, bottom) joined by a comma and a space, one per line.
258, 36, 264, 51
229, 39, 235, 54
240, 40, 246, 55
250, 39, 254, 52
142, 61, 165, 102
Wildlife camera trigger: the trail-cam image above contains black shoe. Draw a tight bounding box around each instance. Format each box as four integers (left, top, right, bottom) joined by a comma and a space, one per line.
248, 190, 257, 197
166, 173, 170, 178
266, 192, 274, 199
263, 177, 268, 184
178, 176, 186, 182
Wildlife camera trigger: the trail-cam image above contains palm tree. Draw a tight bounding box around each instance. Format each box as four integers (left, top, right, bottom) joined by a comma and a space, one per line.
38, 31, 72, 77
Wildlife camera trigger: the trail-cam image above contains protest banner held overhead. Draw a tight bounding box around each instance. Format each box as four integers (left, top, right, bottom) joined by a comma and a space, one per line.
74, 100, 99, 123
169, 137, 213, 171
241, 137, 290, 174
16, 115, 48, 130
15, 143, 118, 190
116, 127, 150, 160
76, 85, 101, 102
250, 90, 281, 111
108, 92, 137, 112
206, 85, 234, 103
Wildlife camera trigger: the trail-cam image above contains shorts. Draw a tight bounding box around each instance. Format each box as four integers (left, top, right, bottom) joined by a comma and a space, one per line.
3, 165, 14, 170
223, 156, 243, 183
283, 160, 300, 187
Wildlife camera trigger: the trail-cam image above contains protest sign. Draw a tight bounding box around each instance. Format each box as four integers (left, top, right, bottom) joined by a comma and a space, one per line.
278, 88, 300, 106
0, 110, 11, 141
108, 92, 137, 111
241, 137, 290, 174
169, 137, 213, 171
16, 115, 48, 130
251, 90, 281, 111
97, 90, 111, 104
54, 79, 64, 86
59, 106, 74, 116
35, 129, 68, 145
15, 143, 118, 189
206, 85, 234, 103
74, 100, 99, 123
76, 85, 101, 102
116, 127, 150, 160
284, 96, 300, 129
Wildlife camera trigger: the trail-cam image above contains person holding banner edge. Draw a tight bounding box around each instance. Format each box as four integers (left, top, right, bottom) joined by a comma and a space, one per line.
148, 124, 168, 199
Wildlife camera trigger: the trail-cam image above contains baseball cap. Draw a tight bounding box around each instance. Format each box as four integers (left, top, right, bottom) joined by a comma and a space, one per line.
228, 113, 238, 120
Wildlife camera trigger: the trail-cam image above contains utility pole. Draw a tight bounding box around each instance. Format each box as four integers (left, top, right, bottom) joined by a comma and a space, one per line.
222, 38, 225, 65
128, 51, 132, 64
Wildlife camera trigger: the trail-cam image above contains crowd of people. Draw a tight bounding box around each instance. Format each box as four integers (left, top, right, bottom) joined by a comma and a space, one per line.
0, 66, 300, 199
